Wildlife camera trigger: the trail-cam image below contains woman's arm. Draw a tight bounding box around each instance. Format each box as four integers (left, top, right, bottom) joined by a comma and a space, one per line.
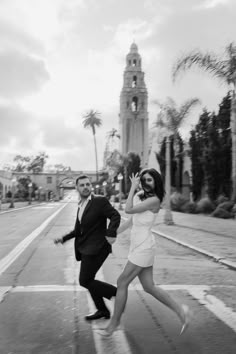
125, 173, 160, 214
117, 216, 132, 234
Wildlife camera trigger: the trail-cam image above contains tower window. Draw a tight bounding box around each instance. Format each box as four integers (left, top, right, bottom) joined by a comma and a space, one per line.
132, 76, 137, 88
132, 59, 137, 66
141, 102, 144, 108
132, 97, 138, 112
128, 60, 131, 66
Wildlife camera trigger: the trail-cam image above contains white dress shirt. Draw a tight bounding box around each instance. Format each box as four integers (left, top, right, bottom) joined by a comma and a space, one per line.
78, 194, 92, 222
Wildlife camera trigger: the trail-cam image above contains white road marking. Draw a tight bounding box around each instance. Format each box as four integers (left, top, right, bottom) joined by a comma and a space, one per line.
1, 283, 236, 335
32, 206, 55, 209
85, 268, 132, 354
188, 288, 236, 332
0, 203, 46, 215
0, 203, 68, 276
0, 286, 11, 302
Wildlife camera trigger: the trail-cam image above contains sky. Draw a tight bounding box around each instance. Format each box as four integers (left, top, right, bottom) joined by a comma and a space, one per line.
0, 0, 235, 171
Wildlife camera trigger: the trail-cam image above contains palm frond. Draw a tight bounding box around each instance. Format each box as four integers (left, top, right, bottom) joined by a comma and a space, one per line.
82, 109, 102, 134
153, 97, 201, 133
172, 50, 229, 83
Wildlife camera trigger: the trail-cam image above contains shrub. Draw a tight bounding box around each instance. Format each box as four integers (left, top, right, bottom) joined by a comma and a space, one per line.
170, 192, 188, 212
196, 197, 215, 214
211, 207, 234, 219
216, 195, 229, 205
181, 201, 198, 214
217, 201, 234, 212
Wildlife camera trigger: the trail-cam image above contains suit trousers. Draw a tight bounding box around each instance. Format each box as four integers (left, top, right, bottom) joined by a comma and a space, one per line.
79, 243, 117, 312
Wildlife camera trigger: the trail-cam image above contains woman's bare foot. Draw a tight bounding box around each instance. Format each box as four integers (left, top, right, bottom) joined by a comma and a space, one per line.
96, 321, 120, 337
180, 305, 192, 335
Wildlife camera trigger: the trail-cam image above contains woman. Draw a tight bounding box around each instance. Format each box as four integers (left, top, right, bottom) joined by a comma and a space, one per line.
97, 168, 190, 336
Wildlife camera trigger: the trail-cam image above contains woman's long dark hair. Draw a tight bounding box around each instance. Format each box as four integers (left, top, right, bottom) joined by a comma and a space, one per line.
139, 168, 165, 203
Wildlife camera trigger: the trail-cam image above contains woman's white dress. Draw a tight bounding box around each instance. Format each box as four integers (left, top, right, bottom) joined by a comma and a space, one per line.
128, 195, 158, 267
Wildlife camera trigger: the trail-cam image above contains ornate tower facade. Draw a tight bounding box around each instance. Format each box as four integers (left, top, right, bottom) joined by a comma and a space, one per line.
119, 43, 149, 167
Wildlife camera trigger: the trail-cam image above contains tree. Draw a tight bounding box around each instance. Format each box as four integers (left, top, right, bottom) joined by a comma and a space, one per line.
154, 97, 200, 191
27, 152, 48, 173
173, 42, 236, 201
189, 95, 232, 201
82, 110, 102, 181
12, 152, 48, 173
153, 97, 200, 224
123, 152, 141, 194
13, 155, 31, 172
104, 128, 120, 168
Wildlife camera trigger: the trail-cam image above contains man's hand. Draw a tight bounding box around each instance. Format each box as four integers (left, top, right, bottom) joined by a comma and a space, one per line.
105, 236, 116, 245
54, 238, 63, 245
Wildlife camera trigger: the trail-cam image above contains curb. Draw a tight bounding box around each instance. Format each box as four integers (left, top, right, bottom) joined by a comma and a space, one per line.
0, 203, 46, 215
152, 229, 236, 271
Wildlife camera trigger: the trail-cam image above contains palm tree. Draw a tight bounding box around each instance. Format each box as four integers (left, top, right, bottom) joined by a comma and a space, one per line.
82, 109, 102, 181
154, 97, 200, 224
106, 128, 120, 152
173, 42, 236, 201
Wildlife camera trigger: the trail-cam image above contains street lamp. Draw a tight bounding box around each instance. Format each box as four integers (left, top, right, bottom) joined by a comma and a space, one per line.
28, 182, 33, 205
102, 181, 107, 196
117, 173, 123, 210
38, 186, 42, 202
164, 134, 174, 225
9, 177, 17, 209
60, 184, 64, 200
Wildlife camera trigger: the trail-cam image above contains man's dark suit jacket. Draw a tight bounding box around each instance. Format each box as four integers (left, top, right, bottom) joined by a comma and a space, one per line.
62, 194, 121, 261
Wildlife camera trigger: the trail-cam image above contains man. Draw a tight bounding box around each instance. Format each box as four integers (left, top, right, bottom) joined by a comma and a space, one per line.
54, 174, 120, 320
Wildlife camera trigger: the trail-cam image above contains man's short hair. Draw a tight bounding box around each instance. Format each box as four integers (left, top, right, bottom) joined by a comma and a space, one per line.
76, 174, 91, 185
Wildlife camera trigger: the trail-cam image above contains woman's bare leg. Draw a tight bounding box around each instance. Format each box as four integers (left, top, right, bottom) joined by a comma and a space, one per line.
106, 261, 142, 334
138, 266, 185, 323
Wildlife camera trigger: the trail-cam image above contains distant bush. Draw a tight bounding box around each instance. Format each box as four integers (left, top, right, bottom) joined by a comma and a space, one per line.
196, 197, 215, 214
170, 192, 188, 212
211, 207, 234, 219
217, 201, 234, 212
216, 195, 229, 205
181, 201, 198, 214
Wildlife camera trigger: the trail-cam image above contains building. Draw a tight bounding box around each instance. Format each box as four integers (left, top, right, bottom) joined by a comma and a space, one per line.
119, 43, 149, 167
0, 170, 12, 199
0, 170, 100, 202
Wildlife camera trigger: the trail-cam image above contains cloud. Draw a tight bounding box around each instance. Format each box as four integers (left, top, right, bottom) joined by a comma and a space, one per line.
0, 103, 39, 148
198, 0, 231, 9
0, 17, 45, 55
0, 49, 50, 99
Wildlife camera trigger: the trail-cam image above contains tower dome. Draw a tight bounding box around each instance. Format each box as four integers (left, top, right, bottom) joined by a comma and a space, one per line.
130, 42, 138, 53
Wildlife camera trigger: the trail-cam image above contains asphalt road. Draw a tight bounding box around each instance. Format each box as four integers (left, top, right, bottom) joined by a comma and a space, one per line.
0, 191, 236, 354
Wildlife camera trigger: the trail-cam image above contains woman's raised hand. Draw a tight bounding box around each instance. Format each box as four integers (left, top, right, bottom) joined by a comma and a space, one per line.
129, 172, 140, 190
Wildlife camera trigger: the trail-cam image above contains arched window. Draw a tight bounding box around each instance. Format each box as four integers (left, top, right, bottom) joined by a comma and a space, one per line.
132, 59, 137, 66
132, 75, 137, 88
131, 97, 138, 112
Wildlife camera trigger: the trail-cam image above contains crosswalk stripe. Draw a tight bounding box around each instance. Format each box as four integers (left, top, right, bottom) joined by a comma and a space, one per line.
188, 287, 236, 332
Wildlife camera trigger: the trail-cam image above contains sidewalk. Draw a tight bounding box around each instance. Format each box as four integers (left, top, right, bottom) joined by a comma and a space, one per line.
119, 205, 236, 271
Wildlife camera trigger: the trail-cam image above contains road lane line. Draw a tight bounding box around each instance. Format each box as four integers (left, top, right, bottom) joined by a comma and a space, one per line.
3, 283, 236, 334
85, 268, 132, 354
0, 203, 68, 276
188, 288, 236, 332
0, 286, 11, 302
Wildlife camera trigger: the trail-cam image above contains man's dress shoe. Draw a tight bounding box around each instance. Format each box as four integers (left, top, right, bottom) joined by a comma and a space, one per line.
85, 310, 110, 321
